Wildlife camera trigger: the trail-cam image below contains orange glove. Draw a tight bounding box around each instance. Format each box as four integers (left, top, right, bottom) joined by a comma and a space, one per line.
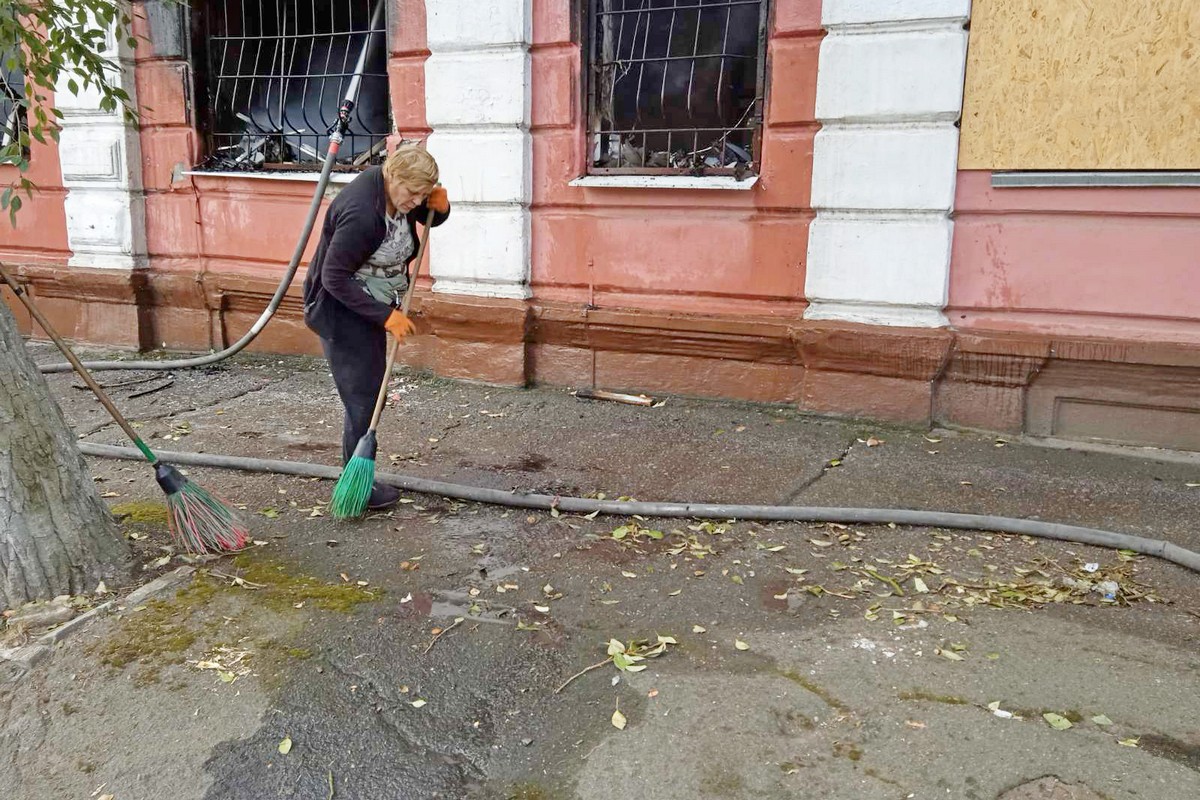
427, 186, 449, 213
384, 310, 416, 340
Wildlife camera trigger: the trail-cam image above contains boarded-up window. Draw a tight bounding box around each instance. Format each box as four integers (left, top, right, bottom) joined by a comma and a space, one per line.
959, 0, 1200, 170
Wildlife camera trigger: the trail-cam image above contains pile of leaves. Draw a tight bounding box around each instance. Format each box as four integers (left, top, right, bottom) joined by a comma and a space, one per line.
777, 551, 1166, 623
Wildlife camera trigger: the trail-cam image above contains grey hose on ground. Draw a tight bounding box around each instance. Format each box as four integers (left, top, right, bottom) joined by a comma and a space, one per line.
38, 0, 388, 375
76, 442, 1200, 574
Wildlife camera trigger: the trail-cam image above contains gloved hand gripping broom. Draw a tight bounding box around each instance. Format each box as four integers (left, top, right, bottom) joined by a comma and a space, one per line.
0, 263, 249, 554
330, 205, 437, 519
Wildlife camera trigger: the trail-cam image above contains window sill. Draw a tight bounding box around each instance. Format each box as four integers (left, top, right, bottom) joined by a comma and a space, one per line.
569, 174, 759, 191
182, 170, 360, 184
992, 171, 1200, 188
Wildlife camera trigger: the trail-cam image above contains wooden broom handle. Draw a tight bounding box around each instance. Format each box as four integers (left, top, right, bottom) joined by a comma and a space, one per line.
366, 205, 437, 431
0, 262, 150, 453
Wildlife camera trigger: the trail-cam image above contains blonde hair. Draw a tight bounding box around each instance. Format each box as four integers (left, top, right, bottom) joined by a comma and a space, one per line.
383, 145, 439, 194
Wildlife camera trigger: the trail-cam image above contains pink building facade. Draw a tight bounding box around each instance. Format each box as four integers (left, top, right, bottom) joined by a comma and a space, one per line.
3, 1, 1198, 450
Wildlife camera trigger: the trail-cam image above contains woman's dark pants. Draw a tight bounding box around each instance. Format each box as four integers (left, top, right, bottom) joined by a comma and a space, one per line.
318, 303, 387, 465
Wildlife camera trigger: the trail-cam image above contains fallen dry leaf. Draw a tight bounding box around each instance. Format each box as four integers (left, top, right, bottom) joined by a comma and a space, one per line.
1043, 713, 1073, 731
734, 639, 750, 651
611, 708, 627, 730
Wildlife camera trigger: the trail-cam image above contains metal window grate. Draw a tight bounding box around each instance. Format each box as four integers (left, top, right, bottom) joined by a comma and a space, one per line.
0, 53, 26, 160
587, 0, 769, 177
197, 0, 390, 171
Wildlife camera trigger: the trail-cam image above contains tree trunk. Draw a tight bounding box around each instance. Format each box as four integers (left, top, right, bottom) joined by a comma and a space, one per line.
0, 299, 129, 609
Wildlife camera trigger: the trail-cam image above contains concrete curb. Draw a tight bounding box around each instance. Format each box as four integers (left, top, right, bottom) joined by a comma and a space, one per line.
1, 566, 196, 674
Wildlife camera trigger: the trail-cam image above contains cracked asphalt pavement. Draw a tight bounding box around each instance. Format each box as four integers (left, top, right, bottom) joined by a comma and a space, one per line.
1, 345, 1198, 800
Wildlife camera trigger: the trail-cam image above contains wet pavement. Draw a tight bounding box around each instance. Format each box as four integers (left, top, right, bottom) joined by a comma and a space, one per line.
1, 344, 1198, 800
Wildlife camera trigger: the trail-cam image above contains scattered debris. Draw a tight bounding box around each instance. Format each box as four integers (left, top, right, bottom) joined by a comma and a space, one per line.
573, 388, 656, 407
556, 635, 677, 694
190, 644, 253, 684
611, 704, 627, 731
423, 617, 465, 654
1043, 712, 1073, 731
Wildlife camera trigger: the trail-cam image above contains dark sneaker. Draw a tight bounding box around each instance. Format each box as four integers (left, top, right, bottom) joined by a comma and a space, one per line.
367, 483, 401, 510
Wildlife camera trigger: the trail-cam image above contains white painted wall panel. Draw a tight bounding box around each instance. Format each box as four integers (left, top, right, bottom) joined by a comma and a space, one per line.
816, 31, 968, 121
811, 127, 960, 211
822, 0, 971, 26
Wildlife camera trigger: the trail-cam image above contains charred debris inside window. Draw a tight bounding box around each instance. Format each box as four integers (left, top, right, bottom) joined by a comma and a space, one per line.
587, 0, 769, 177
0, 51, 27, 163
195, 0, 389, 172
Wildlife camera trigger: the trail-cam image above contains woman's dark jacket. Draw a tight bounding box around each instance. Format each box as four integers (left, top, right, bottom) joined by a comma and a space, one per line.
303, 165, 450, 340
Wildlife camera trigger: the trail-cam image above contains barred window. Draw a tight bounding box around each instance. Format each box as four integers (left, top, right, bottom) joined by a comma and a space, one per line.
586, 0, 769, 177
1, 52, 26, 163
194, 0, 390, 171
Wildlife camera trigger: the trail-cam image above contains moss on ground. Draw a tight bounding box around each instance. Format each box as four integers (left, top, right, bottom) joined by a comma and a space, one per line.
778, 669, 849, 712
95, 579, 219, 669
230, 554, 382, 613
110, 500, 170, 524
897, 690, 970, 706
94, 555, 377, 675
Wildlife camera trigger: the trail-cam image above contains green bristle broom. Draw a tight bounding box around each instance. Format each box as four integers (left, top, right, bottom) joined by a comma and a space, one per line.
1, 264, 249, 554
330, 207, 436, 519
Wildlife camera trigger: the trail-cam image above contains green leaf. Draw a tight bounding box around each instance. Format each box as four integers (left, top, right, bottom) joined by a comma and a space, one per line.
606, 639, 625, 656
1091, 714, 1113, 727
278, 737, 293, 755
1043, 713, 1073, 731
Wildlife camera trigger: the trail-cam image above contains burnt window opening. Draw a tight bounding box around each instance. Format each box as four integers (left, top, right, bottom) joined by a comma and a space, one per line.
0, 53, 27, 164
587, 0, 769, 177
195, 0, 390, 172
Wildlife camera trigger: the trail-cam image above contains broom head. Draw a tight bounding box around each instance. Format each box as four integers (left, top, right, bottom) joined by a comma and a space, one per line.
155, 463, 250, 554
331, 430, 377, 519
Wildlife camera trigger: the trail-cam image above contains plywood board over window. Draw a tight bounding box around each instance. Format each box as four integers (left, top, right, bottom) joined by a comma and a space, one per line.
959, 0, 1200, 170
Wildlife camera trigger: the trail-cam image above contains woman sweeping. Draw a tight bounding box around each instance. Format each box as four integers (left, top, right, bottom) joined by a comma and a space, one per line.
303, 145, 450, 511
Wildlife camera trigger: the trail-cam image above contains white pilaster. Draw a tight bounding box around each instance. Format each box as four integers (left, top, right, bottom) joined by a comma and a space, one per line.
803, 0, 970, 327
423, 0, 532, 299
55, 9, 147, 270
